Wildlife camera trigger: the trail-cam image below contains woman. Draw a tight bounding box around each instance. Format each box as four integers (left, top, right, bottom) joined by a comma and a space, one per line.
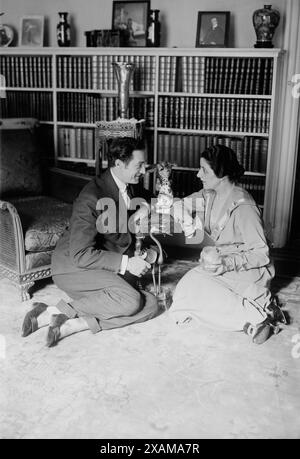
171, 144, 285, 344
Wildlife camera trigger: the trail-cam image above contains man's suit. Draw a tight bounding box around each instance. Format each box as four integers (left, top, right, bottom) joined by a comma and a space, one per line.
51, 169, 158, 334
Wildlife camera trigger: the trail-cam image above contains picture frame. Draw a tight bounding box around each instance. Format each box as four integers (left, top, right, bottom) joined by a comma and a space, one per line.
196, 11, 230, 48
19, 16, 44, 47
112, 1, 150, 47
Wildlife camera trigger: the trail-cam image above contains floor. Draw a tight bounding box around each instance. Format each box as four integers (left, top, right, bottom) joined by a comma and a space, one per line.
0, 249, 300, 439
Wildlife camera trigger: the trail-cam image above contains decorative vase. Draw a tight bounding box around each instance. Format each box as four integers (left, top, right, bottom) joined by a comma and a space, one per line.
147, 9, 161, 47
57, 12, 71, 47
112, 62, 135, 119
252, 4, 280, 48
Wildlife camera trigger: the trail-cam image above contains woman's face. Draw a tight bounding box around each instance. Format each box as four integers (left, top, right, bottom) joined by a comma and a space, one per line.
197, 157, 222, 190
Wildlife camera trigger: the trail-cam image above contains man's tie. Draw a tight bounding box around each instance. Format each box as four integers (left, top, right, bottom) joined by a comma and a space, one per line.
121, 186, 131, 210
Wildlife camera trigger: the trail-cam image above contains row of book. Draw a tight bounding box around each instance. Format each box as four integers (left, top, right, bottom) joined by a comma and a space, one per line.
57, 54, 156, 92
158, 96, 271, 133
238, 175, 265, 206
0, 54, 274, 97
57, 159, 265, 206
57, 160, 155, 192
58, 127, 95, 160
0, 91, 53, 120
57, 126, 155, 166
158, 56, 178, 92
171, 170, 265, 205
57, 93, 154, 125
157, 133, 268, 173
0, 55, 53, 88
57, 127, 268, 175
56, 55, 274, 95
179, 57, 273, 95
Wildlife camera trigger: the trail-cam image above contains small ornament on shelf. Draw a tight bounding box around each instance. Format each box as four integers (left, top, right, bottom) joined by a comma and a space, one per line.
57, 12, 71, 47
252, 5, 280, 48
0, 12, 14, 47
147, 9, 160, 47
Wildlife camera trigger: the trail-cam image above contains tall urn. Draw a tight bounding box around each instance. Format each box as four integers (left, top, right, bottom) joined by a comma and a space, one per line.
112, 62, 135, 119
252, 4, 280, 48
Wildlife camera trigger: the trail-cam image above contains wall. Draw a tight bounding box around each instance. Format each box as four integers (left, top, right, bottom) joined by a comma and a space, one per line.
1, 0, 286, 48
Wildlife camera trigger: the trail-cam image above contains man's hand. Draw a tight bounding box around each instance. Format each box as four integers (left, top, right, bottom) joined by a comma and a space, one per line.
127, 254, 151, 277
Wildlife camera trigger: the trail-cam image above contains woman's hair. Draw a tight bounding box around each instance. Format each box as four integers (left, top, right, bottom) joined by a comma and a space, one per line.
107, 137, 145, 167
201, 144, 245, 183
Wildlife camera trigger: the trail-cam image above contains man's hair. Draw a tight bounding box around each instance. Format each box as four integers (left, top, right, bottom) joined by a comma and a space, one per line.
107, 137, 145, 167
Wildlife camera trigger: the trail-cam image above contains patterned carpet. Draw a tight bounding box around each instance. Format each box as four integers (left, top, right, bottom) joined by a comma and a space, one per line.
0, 255, 300, 439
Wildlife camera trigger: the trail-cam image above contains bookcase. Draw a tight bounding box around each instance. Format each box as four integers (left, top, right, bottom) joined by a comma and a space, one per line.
0, 47, 283, 216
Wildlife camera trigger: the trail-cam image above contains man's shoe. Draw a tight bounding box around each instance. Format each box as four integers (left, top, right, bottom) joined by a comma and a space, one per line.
46, 314, 68, 347
22, 302, 48, 337
243, 319, 272, 345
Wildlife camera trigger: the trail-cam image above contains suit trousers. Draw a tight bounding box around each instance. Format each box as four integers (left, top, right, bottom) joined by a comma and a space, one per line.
52, 269, 159, 333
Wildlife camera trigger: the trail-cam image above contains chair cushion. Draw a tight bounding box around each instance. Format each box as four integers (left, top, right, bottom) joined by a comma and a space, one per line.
11, 196, 72, 252
25, 250, 52, 270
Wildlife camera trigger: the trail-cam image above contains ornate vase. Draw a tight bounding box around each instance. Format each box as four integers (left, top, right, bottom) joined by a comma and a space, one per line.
252, 5, 280, 48
112, 62, 135, 119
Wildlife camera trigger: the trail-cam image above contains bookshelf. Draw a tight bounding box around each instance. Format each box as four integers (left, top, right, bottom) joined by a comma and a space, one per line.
0, 47, 283, 214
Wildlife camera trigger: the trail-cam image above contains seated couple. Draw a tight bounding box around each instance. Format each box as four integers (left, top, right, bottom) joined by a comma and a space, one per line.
21, 138, 285, 347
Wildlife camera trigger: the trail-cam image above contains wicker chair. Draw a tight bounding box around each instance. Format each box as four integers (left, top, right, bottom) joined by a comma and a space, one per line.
0, 118, 72, 301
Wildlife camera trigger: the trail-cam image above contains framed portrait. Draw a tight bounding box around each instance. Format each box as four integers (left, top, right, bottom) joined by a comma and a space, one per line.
19, 16, 44, 47
112, 1, 150, 47
196, 12, 230, 47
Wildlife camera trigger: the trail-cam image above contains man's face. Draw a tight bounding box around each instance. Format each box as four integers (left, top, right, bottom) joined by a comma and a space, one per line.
211, 17, 218, 29
118, 149, 146, 184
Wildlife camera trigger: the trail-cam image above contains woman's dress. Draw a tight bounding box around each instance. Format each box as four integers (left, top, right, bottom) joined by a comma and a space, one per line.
170, 186, 275, 330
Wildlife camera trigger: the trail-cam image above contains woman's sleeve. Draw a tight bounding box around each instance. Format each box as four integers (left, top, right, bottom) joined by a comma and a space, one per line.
222, 204, 271, 271
172, 191, 205, 237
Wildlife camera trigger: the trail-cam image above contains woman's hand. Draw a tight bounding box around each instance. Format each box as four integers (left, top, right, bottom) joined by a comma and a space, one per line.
202, 262, 226, 276
199, 247, 226, 275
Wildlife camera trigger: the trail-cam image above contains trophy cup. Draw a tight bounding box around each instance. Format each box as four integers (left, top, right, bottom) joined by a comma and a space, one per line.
95, 61, 145, 171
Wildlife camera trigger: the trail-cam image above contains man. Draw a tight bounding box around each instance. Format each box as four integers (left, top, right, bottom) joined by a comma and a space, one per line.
202, 17, 224, 45
21, 138, 159, 346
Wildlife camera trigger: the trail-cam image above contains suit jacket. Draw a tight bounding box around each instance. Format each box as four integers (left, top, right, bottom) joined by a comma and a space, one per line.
51, 169, 150, 276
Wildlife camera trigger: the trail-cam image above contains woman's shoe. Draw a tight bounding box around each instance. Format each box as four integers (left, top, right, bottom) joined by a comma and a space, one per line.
243, 319, 272, 345
46, 314, 68, 347
21, 302, 48, 337
265, 297, 287, 325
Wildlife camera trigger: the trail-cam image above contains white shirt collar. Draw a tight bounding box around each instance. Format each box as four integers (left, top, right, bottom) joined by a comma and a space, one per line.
110, 167, 127, 193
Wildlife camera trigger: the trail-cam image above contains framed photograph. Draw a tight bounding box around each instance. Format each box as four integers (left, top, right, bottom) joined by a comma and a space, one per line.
196, 12, 230, 47
112, 1, 150, 47
19, 16, 44, 47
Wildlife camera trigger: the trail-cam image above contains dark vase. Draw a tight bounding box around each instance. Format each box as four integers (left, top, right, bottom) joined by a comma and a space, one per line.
57, 12, 71, 47
147, 9, 161, 47
252, 4, 280, 48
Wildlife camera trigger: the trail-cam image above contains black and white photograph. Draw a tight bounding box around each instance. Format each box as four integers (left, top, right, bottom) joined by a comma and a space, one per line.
19, 15, 44, 46
112, 0, 149, 46
196, 11, 230, 47
0, 0, 300, 443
